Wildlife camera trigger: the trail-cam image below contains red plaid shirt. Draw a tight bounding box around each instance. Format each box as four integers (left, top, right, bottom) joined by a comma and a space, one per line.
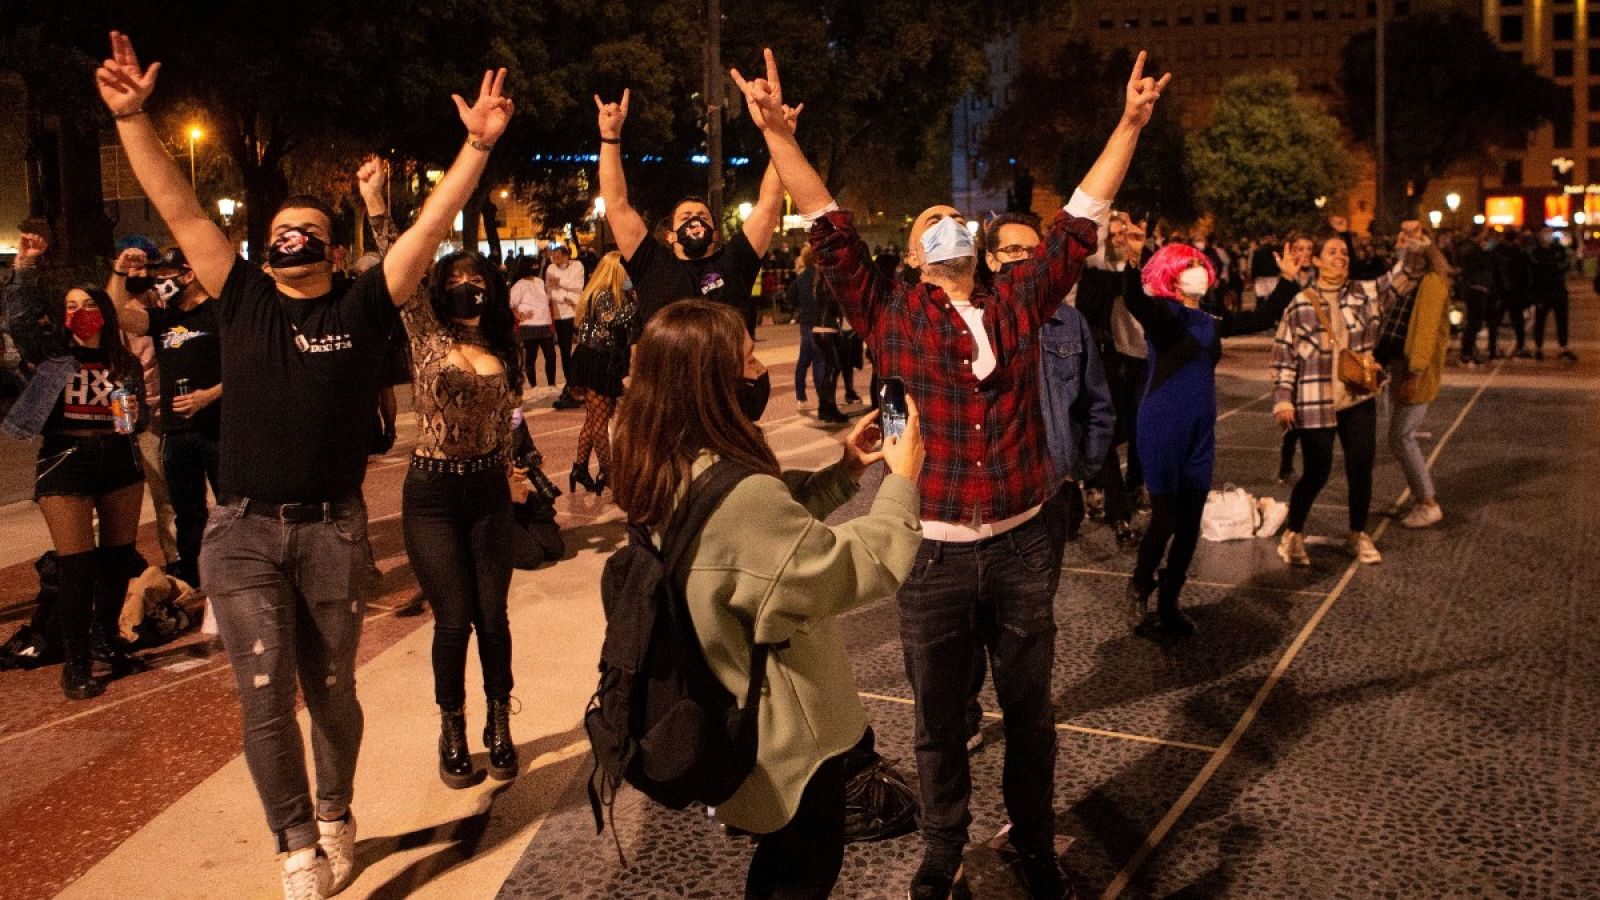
810, 209, 1098, 524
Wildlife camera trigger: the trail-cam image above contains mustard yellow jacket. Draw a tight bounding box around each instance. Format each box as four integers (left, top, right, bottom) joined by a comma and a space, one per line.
664, 451, 921, 834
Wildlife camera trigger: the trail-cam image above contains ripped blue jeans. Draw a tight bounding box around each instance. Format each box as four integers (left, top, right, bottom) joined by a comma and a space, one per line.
200, 496, 375, 853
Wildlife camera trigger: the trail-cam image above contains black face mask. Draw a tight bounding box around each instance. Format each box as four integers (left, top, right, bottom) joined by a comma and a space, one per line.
268, 229, 329, 269
445, 282, 486, 319
736, 371, 771, 422
125, 274, 155, 294
675, 217, 715, 258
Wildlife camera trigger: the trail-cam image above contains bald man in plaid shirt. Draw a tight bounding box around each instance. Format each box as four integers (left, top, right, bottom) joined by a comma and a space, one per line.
734, 48, 1172, 897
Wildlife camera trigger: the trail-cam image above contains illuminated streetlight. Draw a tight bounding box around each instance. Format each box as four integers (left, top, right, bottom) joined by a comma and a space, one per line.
1576, 211, 1589, 226
594, 196, 607, 218
1473, 214, 1486, 226
737, 201, 754, 221
217, 197, 237, 227
186, 125, 204, 190
1314, 196, 1327, 209
1445, 192, 1461, 213
1428, 210, 1442, 229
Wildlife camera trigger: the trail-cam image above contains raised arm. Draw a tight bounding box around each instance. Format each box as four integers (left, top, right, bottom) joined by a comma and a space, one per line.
4, 234, 68, 365
95, 32, 233, 297
354, 155, 399, 258
382, 69, 513, 304
1078, 51, 1169, 202
731, 51, 833, 216
741, 104, 802, 255
105, 246, 150, 336
595, 91, 649, 261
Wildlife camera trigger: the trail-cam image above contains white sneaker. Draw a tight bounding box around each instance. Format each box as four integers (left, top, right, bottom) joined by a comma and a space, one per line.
281, 847, 332, 900
1401, 503, 1443, 529
317, 812, 357, 895
1346, 532, 1382, 564
1277, 531, 1310, 567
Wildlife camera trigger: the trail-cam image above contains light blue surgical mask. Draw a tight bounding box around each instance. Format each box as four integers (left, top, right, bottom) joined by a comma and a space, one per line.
919, 216, 975, 265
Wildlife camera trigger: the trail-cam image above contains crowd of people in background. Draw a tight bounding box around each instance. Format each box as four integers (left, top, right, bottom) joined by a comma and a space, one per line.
0, 32, 1591, 900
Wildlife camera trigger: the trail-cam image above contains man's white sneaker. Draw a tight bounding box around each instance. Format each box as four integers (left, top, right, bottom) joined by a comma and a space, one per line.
1347, 532, 1382, 564
281, 847, 332, 900
317, 812, 357, 895
1277, 531, 1310, 566
1401, 503, 1443, 529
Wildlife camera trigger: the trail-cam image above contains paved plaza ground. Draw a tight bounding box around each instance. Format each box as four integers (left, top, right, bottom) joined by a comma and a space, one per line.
0, 290, 1595, 899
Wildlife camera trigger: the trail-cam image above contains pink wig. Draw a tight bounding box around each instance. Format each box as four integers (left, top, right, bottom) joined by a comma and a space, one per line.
1141, 243, 1216, 299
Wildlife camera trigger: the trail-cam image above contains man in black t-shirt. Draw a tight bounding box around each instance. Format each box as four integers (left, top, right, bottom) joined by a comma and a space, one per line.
594, 89, 789, 326
110, 246, 223, 589
100, 31, 515, 895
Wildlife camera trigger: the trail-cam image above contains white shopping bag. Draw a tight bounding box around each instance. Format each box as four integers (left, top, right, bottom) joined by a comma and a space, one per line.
1201, 484, 1259, 542
1255, 497, 1289, 538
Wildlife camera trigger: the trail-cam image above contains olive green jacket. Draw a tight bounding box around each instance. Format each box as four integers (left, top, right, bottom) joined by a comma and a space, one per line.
663, 451, 921, 833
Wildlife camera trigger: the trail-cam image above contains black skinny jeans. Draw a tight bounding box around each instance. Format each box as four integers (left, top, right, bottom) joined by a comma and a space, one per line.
554, 318, 576, 387
402, 466, 515, 710
1535, 291, 1571, 349
1286, 400, 1377, 535
519, 326, 558, 387
1133, 490, 1208, 594
162, 430, 221, 588
744, 753, 847, 899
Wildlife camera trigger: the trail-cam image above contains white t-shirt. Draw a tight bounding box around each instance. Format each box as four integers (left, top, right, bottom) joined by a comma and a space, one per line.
510, 278, 552, 327
545, 261, 585, 321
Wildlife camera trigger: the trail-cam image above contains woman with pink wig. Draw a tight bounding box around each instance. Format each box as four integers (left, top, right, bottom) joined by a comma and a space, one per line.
1122, 243, 1222, 636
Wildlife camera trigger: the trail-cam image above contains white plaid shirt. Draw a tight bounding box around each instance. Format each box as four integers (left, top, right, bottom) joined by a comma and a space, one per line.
1272, 280, 1382, 430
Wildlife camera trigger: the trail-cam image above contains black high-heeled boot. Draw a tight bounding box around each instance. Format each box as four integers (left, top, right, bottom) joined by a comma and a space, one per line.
57, 551, 103, 700
484, 698, 519, 781
438, 707, 481, 789
569, 462, 600, 494
593, 466, 609, 494
1125, 575, 1156, 633
1136, 569, 1196, 637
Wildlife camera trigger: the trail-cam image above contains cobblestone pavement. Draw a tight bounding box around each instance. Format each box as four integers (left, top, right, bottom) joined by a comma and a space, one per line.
3, 291, 1597, 899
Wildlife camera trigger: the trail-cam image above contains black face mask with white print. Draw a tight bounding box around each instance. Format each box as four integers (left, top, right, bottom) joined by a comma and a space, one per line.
445, 282, 486, 320
675, 217, 715, 258
268, 229, 329, 268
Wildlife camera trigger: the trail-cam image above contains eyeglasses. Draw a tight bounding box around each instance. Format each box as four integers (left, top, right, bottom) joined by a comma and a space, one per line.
994, 244, 1037, 258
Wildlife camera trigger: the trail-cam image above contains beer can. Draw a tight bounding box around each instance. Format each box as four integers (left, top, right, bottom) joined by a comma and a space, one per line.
174, 377, 192, 398
110, 388, 139, 434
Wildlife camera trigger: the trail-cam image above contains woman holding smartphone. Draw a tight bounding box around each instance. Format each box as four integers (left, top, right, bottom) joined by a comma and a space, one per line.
612, 299, 924, 898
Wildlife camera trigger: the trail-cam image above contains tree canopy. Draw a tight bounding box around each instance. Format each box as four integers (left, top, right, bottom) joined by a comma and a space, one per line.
1340, 12, 1566, 227
1189, 71, 1354, 238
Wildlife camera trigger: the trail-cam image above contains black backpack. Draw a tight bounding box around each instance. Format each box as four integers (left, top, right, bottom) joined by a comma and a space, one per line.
584, 459, 782, 857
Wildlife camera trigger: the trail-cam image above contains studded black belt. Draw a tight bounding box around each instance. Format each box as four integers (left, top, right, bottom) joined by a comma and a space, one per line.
409, 451, 506, 476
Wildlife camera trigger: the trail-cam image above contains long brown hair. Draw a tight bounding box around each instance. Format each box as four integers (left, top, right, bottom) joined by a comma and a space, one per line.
612, 300, 780, 526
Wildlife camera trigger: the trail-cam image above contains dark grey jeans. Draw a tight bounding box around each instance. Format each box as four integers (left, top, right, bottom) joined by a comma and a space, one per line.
199, 497, 375, 853
897, 514, 1061, 857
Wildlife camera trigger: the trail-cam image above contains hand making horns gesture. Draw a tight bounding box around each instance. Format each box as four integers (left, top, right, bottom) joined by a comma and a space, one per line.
454, 68, 514, 146
595, 89, 630, 140
729, 48, 804, 137
1122, 50, 1172, 129
95, 31, 161, 117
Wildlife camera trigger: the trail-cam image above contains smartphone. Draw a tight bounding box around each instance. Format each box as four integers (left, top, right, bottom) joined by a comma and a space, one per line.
880, 377, 908, 440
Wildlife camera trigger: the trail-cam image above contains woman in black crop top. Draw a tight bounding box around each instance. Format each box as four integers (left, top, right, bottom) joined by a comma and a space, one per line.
6, 234, 148, 700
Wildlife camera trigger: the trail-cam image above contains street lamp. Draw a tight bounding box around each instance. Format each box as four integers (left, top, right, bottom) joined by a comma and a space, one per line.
593, 196, 608, 250
1576, 211, 1588, 226
1314, 196, 1327, 209
1445, 192, 1461, 213
187, 126, 203, 190
1473, 214, 1486, 226
1428, 210, 1443, 229
217, 197, 236, 227
736, 201, 753, 221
